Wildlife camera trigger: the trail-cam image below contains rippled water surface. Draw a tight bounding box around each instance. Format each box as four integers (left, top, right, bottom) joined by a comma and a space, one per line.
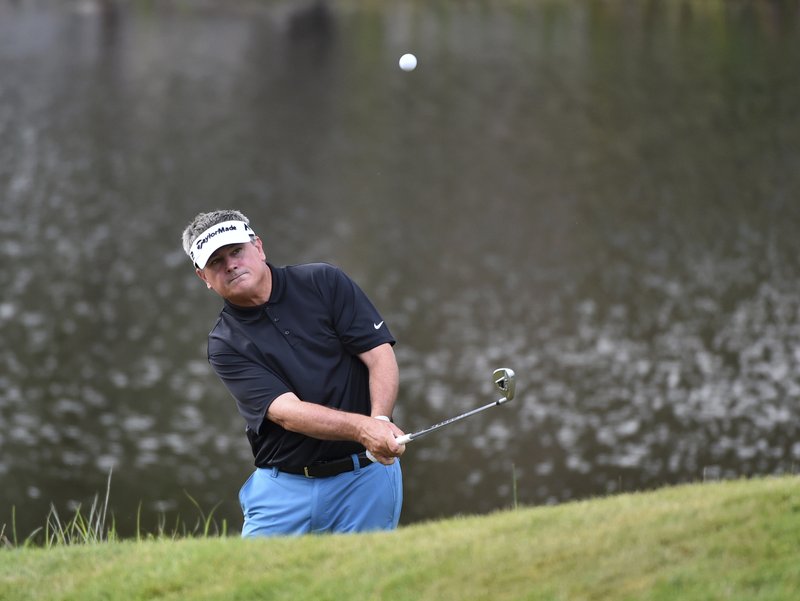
2, 0, 800, 536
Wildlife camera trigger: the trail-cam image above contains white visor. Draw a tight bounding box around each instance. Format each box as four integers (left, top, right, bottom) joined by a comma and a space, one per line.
190, 220, 254, 269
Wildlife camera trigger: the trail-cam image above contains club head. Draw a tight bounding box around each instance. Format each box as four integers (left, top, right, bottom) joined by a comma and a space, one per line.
493, 367, 516, 402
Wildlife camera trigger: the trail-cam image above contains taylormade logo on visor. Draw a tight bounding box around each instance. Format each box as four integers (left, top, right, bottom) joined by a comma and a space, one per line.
191, 220, 254, 269
195, 223, 239, 250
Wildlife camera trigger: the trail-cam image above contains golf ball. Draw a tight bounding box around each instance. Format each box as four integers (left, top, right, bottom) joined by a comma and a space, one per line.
399, 53, 417, 72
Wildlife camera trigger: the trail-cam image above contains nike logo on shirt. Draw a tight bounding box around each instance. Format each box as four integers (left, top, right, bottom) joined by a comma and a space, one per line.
373, 321, 384, 330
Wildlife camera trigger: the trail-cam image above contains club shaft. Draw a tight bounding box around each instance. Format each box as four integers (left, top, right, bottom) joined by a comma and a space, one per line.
395, 397, 509, 445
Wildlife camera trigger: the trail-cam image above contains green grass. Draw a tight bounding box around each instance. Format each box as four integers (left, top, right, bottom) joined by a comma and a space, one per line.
1, 476, 798, 601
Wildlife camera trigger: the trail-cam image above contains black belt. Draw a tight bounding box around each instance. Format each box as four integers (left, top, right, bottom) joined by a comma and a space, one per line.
278, 452, 372, 478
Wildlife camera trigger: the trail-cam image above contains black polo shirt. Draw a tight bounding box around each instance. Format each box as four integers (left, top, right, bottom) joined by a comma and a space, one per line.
207, 262, 395, 468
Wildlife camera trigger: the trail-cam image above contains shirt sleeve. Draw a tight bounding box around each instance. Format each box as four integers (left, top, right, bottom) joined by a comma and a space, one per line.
323, 266, 395, 354
207, 339, 291, 435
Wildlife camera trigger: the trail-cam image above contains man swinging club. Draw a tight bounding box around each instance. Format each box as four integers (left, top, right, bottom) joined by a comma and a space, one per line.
182, 209, 405, 536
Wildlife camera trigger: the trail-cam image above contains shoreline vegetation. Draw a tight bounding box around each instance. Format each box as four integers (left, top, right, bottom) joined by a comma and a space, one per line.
0, 472, 227, 549
1, 476, 798, 600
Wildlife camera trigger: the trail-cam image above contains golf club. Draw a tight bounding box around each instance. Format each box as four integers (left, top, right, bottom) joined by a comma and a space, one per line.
394, 367, 516, 445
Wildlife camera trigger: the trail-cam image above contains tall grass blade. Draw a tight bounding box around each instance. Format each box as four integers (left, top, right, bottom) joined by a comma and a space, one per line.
184, 492, 222, 537
47, 504, 66, 548
136, 501, 143, 543
511, 462, 519, 510
99, 468, 112, 540
23, 527, 42, 548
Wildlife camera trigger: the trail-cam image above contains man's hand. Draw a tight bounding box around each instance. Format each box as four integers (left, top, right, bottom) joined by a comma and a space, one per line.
360, 416, 406, 465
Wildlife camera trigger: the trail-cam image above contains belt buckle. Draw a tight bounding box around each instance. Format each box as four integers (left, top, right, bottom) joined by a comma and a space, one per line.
303, 466, 314, 478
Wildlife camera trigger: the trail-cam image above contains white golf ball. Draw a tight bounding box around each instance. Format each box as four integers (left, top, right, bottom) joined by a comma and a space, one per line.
399, 53, 417, 72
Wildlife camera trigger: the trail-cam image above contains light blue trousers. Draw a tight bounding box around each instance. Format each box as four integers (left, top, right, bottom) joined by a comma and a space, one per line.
239, 456, 403, 537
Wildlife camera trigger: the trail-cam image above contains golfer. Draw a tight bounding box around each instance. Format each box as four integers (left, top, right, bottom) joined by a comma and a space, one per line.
181, 209, 405, 536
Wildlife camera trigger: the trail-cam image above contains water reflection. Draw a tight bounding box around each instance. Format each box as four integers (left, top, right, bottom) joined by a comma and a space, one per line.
1, 0, 800, 537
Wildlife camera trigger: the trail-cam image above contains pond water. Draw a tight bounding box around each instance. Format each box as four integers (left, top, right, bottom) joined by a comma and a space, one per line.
1, 0, 799, 537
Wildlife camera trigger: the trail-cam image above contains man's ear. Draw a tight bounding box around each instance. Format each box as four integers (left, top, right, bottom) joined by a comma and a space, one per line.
196, 268, 212, 289
254, 236, 267, 261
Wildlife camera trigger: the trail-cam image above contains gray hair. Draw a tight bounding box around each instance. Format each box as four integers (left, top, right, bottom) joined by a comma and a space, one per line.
181, 209, 252, 258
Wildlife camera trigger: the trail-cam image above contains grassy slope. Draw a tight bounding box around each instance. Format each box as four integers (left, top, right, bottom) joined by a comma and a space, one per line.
1, 476, 798, 601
